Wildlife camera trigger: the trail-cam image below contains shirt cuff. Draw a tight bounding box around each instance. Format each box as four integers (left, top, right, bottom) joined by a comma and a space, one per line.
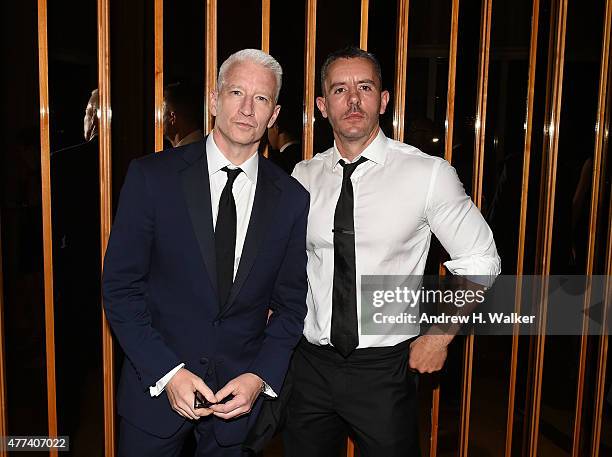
149, 363, 185, 397
262, 380, 277, 398
443, 255, 501, 288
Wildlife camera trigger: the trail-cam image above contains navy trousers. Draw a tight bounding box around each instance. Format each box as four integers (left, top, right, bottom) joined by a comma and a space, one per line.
118, 415, 245, 457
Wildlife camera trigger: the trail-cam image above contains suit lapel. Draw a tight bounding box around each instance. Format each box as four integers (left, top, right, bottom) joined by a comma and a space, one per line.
219, 158, 281, 316
179, 140, 218, 299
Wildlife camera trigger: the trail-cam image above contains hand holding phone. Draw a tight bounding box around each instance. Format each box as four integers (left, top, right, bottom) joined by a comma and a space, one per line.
194, 390, 234, 409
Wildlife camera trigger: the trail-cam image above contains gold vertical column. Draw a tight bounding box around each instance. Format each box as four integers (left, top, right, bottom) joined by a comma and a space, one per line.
458, 2, 492, 456
528, 0, 568, 454
443, 0, 460, 164
97, 0, 115, 454
205, 0, 217, 134
261, 0, 270, 158
36, 1, 58, 454
591, 177, 611, 457
430, 2, 460, 455
588, 0, 612, 457
347, 435, 356, 456
360, 0, 369, 51
154, 0, 164, 151
580, 1, 612, 455
302, 0, 317, 160
504, 1, 540, 455
392, 0, 410, 142
261, 0, 270, 53
522, 4, 557, 453
471, 0, 492, 209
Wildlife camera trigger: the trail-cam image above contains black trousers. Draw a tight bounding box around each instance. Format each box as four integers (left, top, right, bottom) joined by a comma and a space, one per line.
283, 339, 420, 457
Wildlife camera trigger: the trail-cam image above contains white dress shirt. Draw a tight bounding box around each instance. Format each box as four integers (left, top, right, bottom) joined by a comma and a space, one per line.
151, 133, 275, 397
292, 129, 501, 349
207, 133, 258, 279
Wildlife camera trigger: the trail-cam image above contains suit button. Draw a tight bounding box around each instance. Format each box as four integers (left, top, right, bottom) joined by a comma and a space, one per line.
206, 368, 213, 376
213, 320, 220, 327
200, 357, 209, 365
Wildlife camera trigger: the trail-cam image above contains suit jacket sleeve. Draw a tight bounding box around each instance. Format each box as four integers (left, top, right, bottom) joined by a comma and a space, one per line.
102, 160, 181, 389
247, 189, 309, 393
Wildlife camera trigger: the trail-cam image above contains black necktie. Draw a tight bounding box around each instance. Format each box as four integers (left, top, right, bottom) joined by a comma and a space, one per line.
331, 156, 368, 357
215, 166, 243, 307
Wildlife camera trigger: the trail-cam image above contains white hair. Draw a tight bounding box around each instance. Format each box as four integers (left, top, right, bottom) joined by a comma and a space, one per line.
217, 49, 283, 102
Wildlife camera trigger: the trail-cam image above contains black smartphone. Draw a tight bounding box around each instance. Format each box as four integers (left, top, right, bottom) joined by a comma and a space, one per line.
194, 391, 235, 409
194, 390, 213, 409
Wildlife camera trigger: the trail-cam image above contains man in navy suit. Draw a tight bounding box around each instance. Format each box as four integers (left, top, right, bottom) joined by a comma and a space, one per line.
102, 49, 309, 456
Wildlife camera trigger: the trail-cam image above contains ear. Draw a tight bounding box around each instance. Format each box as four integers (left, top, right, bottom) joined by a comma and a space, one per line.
209, 90, 218, 117
84, 118, 93, 141
379, 90, 390, 115
316, 96, 328, 119
169, 111, 177, 125
267, 104, 281, 128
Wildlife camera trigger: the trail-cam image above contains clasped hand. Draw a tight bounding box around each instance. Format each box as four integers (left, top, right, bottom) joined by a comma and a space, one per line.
166, 369, 263, 420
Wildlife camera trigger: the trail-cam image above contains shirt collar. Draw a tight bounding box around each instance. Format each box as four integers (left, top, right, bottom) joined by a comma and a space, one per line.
279, 140, 299, 153
331, 128, 388, 172
206, 131, 259, 183
176, 129, 204, 147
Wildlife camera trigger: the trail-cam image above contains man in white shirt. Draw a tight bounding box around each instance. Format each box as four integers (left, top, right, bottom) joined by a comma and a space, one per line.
103, 49, 309, 456
284, 47, 500, 456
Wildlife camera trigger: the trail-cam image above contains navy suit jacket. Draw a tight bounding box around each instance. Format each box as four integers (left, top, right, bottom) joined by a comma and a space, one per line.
102, 139, 309, 445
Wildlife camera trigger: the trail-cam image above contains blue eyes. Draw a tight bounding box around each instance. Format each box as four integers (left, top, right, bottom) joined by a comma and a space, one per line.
229, 91, 268, 102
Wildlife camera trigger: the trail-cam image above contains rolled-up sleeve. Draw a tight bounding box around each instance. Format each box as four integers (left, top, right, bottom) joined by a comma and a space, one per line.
425, 159, 501, 286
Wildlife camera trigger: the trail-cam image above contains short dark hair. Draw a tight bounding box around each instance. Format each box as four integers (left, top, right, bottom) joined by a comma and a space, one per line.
164, 81, 203, 126
273, 103, 302, 139
320, 46, 383, 94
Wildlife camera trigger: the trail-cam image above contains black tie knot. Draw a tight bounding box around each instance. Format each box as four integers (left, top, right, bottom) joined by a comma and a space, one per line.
221, 166, 243, 186
339, 156, 368, 180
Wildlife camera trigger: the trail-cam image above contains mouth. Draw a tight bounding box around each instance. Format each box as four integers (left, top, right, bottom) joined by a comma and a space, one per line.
343, 112, 365, 120
234, 121, 256, 129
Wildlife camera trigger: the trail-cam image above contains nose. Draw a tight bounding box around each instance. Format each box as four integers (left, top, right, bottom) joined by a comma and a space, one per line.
348, 86, 360, 106
239, 96, 255, 116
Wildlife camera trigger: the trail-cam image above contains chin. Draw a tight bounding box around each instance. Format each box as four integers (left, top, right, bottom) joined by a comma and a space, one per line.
228, 132, 258, 146
227, 127, 251, 138
340, 129, 369, 140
